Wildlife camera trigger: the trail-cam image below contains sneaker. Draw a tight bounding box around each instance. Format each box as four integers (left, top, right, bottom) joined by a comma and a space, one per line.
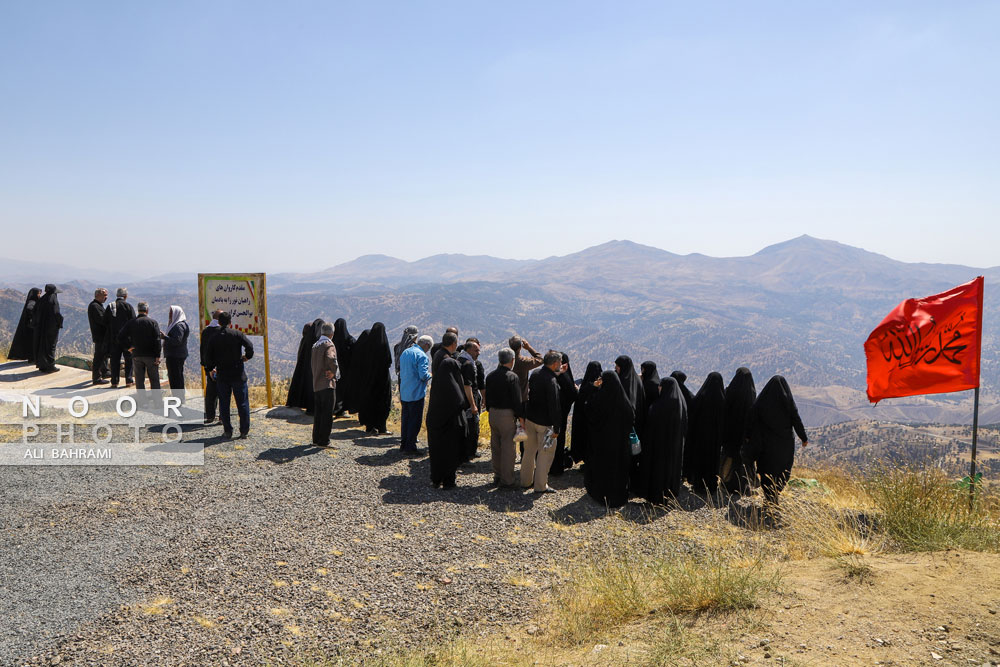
365, 427, 378, 436
378, 429, 391, 435
125, 381, 134, 387
535, 486, 556, 494
93, 378, 110, 385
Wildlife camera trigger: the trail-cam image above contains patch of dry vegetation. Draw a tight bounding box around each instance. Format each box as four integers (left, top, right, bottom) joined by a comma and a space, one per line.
295, 463, 1000, 666
249, 377, 290, 408
864, 465, 1000, 552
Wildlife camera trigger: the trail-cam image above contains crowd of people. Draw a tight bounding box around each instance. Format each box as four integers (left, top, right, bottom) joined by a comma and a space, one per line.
284, 320, 810, 509
6, 288, 809, 508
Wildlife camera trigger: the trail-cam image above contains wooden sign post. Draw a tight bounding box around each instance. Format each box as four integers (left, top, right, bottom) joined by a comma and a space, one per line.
197, 273, 272, 408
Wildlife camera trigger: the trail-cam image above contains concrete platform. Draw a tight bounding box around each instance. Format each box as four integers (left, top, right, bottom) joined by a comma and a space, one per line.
0, 361, 159, 408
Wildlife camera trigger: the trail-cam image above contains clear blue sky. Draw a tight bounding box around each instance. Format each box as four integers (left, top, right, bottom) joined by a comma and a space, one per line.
1, 1, 997, 273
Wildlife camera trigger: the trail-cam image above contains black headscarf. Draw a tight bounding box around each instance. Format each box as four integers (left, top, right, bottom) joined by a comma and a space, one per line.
640, 376, 688, 504
721, 367, 757, 493
570, 361, 603, 465
686, 371, 726, 495
640, 361, 660, 405
393, 325, 419, 376
669, 370, 695, 410
7, 287, 42, 361
615, 355, 646, 432
584, 370, 635, 508
742, 375, 808, 503
286, 320, 323, 411
355, 322, 392, 431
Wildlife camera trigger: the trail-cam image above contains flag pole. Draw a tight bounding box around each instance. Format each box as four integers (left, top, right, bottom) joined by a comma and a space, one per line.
968, 386, 980, 510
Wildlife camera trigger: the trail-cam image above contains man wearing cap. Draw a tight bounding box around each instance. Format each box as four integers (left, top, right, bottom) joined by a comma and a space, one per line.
88, 288, 111, 385
398, 334, 433, 455
508, 335, 544, 398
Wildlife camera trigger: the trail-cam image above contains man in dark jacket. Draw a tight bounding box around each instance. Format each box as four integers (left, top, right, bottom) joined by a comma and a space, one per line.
485, 348, 523, 487
88, 288, 111, 384
521, 350, 563, 493
200, 311, 223, 423
105, 288, 136, 387
117, 302, 161, 392
205, 311, 255, 439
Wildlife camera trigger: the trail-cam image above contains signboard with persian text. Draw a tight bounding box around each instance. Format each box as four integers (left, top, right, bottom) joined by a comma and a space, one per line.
197, 273, 266, 335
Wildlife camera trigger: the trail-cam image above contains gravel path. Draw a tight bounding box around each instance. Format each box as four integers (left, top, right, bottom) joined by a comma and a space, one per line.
0, 405, 722, 666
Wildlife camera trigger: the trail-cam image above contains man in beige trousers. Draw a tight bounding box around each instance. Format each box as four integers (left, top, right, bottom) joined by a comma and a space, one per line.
484, 348, 523, 487
521, 351, 563, 493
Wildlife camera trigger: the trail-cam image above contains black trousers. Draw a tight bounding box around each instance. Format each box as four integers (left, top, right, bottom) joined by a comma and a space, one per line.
204, 373, 218, 421
91, 340, 109, 382
462, 410, 480, 461
109, 345, 133, 385
428, 417, 464, 487
166, 357, 185, 390
312, 388, 336, 446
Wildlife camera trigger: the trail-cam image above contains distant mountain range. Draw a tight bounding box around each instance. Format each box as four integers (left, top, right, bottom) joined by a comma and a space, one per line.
2, 236, 997, 428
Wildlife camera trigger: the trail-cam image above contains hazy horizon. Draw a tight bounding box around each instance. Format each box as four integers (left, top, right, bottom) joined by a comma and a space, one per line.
2, 234, 999, 283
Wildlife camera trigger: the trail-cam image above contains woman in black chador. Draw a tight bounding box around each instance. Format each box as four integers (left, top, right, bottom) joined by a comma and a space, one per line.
7, 287, 42, 361
33, 284, 64, 373
355, 322, 392, 435
672, 370, 697, 481
640, 376, 688, 504
549, 353, 578, 476
570, 361, 603, 466
687, 372, 726, 496
585, 370, 635, 508
640, 361, 660, 405
614, 355, 646, 432
425, 348, 466, 489
741, 375, 808, 508
332, 318, 355, 417
721, 367, 757, 494
615, 355, 646, 494
286, 319, 324, 414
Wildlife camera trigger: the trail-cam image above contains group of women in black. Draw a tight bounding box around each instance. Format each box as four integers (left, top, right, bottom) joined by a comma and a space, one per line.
286, 319, 393, 435
6, 285, 63, 372
568, 357, 808, 509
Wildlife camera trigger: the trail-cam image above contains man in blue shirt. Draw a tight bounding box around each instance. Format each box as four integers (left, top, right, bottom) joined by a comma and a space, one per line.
398, 334, 433, 455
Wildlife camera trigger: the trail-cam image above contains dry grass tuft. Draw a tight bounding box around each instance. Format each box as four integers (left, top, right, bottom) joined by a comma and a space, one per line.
548, 534, 780, 645
249, 377, 290, 408
863, 465, 1000, 552
780, 472, 885, 561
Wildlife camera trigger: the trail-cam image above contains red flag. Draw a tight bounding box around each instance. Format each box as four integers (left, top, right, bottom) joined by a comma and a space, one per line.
865, 277, 984, 403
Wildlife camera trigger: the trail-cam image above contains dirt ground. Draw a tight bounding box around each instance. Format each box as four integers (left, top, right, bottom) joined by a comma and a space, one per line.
538, 551, 1000, 666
